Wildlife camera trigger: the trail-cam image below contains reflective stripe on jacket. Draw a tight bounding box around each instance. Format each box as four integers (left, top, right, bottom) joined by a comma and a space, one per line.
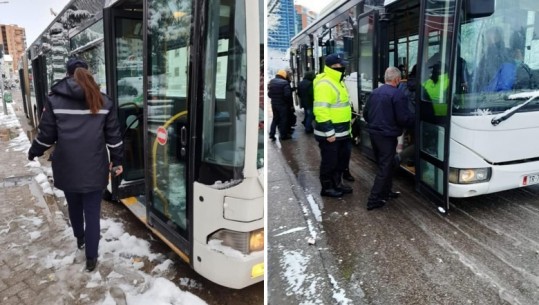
28, 77, 123, 193
313, 66, 351, 140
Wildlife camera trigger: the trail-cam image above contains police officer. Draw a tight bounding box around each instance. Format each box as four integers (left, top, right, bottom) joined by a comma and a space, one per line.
363, 67, 415, 210
28, 58, 124, 271
268, 69, 293, 141
314, 53, 353, 197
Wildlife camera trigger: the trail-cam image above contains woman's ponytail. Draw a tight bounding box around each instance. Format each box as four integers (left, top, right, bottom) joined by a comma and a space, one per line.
73, 68, 103, 114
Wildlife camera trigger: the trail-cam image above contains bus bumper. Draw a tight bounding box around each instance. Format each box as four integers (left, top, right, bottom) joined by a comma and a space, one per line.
192, 242, 263, 289
449, 160, 539, 197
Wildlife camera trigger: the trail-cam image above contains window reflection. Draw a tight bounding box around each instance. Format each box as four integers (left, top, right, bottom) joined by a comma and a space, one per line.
456, 1, 539, 114
148, 0, 192, 232
420, 159, 444, 193
199, 0, 248, 185
116, 17, 143, 181
420, 121, 444, 160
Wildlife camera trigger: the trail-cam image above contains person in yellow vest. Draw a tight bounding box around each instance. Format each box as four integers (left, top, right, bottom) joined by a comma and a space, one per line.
422, 62, 449, 102
313, 53, 353, 197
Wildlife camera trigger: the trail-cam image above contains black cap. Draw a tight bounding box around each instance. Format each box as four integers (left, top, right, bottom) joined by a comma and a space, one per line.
325, 53, 348, 67
66, 58, 88, 75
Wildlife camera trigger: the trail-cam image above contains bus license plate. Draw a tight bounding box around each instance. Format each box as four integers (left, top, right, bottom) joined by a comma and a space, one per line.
523, 174, 539, 186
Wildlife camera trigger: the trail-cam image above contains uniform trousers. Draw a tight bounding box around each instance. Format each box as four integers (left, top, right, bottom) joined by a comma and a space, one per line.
65, 190, 102, 259
368, 134, 398, 202
318, 137, 352, 188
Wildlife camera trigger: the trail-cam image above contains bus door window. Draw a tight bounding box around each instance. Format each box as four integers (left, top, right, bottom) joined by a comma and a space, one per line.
418, 1, 455, 194
147, 0, 192, 233
199, 0, 249, 185
358, 12, 376, 99
114, 17, 144, 182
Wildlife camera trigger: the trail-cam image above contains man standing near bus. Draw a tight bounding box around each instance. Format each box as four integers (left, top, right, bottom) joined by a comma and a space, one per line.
363, 67, 415, 210
268, 69, 293, 141
313, 53, 353, 197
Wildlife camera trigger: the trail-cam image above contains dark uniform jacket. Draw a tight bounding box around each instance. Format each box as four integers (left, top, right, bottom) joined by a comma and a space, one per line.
298, 76, 314, 109
267, 75, 293, 106
29, 77, 123, 193
363, 84, 415, 137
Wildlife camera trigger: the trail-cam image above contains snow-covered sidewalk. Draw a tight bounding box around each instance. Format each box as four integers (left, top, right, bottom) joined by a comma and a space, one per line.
0, 98, 208, 304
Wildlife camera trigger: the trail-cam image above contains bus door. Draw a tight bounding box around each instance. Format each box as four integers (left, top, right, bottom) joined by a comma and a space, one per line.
415, 0, 459, 213
145, 0, 194, 259
356, 9, 380, 157
104, 1, 144, 200
30, 55, 48, 127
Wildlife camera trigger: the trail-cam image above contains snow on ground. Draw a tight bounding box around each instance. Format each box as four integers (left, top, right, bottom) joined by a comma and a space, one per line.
281, 249, 324, 305
36, 216, 208, 305
2, 98, 207, 304
19, 215, 206, 305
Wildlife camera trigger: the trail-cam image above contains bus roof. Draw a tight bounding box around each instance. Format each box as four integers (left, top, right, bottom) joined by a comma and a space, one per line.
290, 0, 392, 45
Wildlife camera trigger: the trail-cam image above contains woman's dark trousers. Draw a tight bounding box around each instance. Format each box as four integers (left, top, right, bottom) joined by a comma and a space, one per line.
65, 190, 102, 259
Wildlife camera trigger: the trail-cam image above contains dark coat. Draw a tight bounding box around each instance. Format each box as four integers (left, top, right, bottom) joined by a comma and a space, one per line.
29, 77, 123, 193
363, 84, 415, 137
298, 73, 315, 109
267, 75, 293, 107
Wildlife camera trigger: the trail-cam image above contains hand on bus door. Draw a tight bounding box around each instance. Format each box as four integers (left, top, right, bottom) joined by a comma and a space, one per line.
110, 163, 123, 177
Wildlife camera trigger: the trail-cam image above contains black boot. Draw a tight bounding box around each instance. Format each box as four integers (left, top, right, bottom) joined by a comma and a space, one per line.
77, 237, 85, 250
86, 258, 98, 272
320, 180, 343, 198
332, 173, 352, 195
321, 188, 344, 197
336, 182, 353, 194
343, 168, 355, 182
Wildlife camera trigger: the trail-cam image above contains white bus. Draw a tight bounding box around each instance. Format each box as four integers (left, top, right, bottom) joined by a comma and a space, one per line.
290, 0, 539, 212
25, 0, 264, 288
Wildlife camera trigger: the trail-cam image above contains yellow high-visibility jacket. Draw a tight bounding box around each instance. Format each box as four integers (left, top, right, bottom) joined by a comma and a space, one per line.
313, 66, 352, 140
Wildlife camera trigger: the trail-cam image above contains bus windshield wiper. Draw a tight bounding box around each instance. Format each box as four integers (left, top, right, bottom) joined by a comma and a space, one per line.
491, 91, 539, 126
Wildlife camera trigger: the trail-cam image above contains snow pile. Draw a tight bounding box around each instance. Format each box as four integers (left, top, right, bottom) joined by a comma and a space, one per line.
8, 131, 31, 152
36, 218, 207, 305
0, 104, 21, 128
1, 101, 56, 195
34, 173, 54, 195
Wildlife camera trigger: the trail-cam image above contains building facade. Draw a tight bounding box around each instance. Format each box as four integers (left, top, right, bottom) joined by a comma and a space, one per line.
0, 24, 26, 74
268, 0, 296, 52
294, 5, 317, 33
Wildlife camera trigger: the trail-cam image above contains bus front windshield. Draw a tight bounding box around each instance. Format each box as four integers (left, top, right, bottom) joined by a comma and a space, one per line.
456, 0, 539, 115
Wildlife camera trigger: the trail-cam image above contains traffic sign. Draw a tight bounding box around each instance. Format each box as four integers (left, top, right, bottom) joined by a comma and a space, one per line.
156, 126, 167, 145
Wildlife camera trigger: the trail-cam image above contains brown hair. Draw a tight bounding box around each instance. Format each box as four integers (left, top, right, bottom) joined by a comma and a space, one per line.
73, 68, 104, 114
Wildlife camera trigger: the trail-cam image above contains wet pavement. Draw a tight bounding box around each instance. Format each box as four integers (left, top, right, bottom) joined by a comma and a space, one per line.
0, 90, 263, 305
268, 109, 539, 305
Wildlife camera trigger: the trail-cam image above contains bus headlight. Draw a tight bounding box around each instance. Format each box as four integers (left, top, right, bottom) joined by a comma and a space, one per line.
208, 228, 264, 255
249, 229, 264, 252
449, 167, 491, 184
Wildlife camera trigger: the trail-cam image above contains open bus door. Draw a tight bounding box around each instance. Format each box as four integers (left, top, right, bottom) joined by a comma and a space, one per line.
415, 0, 459, 213
356, 9, 380, 158
103, 0, 144, 201
30, 55, 48, 128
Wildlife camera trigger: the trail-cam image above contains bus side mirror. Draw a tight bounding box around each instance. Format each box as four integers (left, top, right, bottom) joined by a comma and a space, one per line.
466, 0, 494, 18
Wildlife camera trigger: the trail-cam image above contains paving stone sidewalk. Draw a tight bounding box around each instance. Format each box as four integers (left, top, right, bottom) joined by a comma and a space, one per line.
0, 91, 108, 305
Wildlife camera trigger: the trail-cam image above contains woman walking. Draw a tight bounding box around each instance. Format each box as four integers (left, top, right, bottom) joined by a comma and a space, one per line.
28, 58, 124, 271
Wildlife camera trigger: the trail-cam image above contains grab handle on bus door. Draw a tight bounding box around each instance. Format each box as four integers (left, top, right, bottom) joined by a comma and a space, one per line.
180, 126, 187, 157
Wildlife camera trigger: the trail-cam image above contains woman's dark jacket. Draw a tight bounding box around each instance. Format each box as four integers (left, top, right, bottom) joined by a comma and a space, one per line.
363, 84, 415, 137
29, 77, 124, 193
